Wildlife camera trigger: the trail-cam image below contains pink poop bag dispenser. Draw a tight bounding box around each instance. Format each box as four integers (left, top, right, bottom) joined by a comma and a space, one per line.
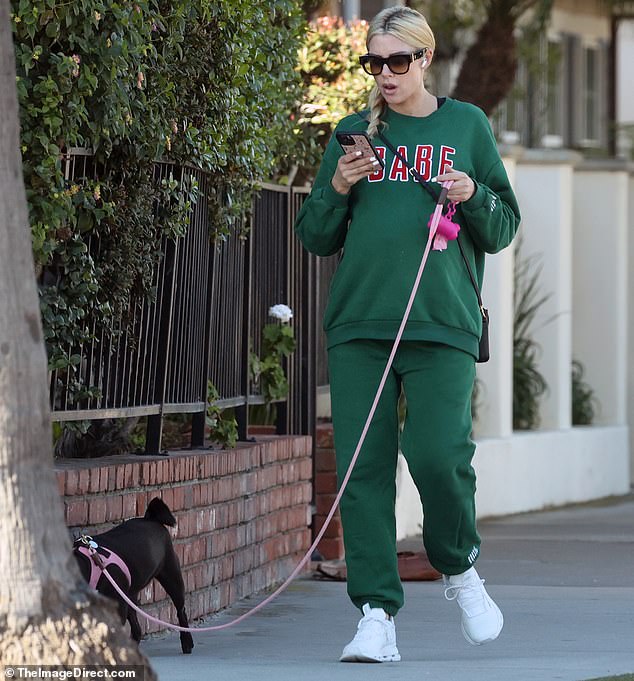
428, 209, 460, 251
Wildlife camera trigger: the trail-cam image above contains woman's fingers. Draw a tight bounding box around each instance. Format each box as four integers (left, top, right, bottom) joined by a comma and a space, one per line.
341, 152, 379, 175
332, 153, 380, 194
433, 171, 476, 203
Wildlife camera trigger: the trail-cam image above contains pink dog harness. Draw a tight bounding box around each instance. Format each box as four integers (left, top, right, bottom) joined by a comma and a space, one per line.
76, 543, 132, 590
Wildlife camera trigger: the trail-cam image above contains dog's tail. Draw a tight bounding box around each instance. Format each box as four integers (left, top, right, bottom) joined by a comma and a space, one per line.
145, 497, 176, 527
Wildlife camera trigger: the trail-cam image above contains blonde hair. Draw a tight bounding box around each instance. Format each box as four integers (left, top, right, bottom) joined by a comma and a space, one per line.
365, 6, 436, 138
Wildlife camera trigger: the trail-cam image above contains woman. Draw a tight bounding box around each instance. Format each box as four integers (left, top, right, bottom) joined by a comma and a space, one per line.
295, 6, 520, 663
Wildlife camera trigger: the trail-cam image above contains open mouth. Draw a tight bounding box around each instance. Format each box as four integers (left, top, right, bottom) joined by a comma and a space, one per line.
382, 83, 397, 96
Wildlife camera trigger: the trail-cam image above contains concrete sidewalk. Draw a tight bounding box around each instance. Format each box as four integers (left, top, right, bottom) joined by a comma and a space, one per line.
142, 496, 634, 681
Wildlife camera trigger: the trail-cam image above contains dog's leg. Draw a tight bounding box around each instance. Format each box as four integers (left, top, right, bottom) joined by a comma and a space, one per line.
116, 596, 129, 627
156, 549, 194, 654
127, 599, 143, 643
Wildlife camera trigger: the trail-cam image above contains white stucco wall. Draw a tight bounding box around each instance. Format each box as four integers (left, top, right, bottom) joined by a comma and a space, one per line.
628, 172, 634, 483
395, 425, 630, 540
572, 163, 629, 427
394, 158, 632, 540
617, 20, 634, 125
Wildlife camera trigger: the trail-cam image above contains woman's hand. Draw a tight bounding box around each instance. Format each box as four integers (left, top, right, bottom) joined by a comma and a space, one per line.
433, 170, 476, 203
331, 152, 380, 195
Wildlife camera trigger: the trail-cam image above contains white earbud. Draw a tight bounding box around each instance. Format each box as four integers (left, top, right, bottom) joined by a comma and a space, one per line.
422, 58, 428, 67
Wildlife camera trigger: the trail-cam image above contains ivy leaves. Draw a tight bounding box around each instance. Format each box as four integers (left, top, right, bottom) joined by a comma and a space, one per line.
12, 0, 307, 406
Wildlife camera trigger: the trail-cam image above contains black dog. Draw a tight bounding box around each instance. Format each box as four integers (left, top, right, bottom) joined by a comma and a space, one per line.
73, 497, 194, 654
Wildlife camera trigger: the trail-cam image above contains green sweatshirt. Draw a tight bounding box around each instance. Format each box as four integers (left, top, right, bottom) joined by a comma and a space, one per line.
294, 99, 521, 358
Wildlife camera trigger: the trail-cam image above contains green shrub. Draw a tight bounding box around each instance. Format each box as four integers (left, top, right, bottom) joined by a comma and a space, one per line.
206, 382, 238, 449
571, 359, 599, 425
513, 240, 549, 430
11, 0, 307, 401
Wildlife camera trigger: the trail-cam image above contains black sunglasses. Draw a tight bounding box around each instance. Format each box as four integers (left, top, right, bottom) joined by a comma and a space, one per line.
359, 49, 426, 76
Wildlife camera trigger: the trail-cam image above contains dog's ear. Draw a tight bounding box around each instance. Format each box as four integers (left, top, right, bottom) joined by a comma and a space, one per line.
145, 497, 176, 527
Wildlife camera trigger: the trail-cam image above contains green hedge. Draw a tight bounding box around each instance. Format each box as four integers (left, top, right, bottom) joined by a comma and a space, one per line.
11, 0, 306, 396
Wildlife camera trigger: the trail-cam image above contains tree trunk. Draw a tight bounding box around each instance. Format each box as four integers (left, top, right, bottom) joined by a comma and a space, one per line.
0, 2, 155, 673
451, 5, 518, 116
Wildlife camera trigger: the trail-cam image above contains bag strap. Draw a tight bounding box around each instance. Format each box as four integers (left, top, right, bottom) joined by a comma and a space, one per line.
364, 116, 486, 317
454, 235, 486, 316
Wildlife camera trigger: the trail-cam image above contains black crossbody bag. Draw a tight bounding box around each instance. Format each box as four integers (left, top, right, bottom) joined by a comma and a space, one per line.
374, 127, 490, 363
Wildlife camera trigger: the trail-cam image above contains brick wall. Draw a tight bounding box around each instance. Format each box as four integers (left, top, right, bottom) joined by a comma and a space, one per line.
313, 423, 344, 560
55, 435, 312, 634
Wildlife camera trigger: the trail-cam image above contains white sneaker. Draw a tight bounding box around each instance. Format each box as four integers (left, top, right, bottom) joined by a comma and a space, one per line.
340, 604, 401, 662
443, 567, 503, 645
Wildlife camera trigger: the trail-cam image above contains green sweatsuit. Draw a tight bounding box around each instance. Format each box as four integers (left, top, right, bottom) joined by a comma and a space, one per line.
295, 99, 521, 615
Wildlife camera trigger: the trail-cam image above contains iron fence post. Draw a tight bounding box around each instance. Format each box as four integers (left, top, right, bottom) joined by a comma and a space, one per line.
236, 216, 252, 442
190, 221, 216, 449
144, 237, 178, 455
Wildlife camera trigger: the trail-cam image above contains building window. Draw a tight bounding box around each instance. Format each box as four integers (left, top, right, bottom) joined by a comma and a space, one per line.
543, 39, 564, 146
493, 59, 527, 145
493, 35, 564, 148
581, 46, 600, 145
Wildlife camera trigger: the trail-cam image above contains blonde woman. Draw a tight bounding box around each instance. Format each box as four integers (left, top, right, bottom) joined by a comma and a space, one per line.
295, 6, 520, 662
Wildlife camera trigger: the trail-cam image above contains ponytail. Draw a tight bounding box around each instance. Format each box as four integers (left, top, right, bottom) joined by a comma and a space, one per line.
366, 86, 386, 139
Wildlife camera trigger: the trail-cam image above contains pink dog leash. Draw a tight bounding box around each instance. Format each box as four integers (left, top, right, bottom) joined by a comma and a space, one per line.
90, 182, 457, 633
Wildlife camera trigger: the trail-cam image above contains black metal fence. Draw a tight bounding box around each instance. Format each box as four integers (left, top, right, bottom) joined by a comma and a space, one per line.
49, 160, 335, 453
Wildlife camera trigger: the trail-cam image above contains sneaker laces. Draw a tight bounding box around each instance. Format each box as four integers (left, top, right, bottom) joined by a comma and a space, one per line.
444, 575, 489, 617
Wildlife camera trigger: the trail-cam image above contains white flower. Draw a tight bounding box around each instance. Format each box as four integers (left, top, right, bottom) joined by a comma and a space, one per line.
268, 304, 293, 324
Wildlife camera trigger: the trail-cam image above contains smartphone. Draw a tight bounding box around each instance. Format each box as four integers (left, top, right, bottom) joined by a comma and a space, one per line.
336, 131, 384, 169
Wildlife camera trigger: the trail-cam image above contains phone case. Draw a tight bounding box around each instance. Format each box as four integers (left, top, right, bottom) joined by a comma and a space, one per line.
336, 131, 384, 169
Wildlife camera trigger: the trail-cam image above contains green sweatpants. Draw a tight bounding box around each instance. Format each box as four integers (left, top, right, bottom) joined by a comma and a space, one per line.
328, 339, 480, 616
